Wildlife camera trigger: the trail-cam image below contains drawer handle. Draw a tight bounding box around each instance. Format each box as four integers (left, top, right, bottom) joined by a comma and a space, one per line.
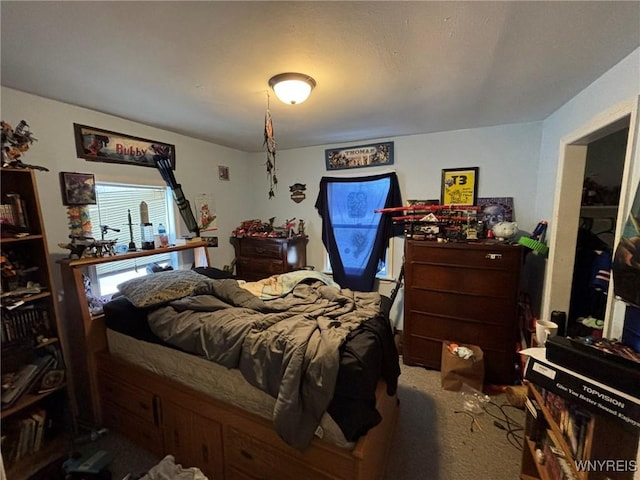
240, 449, 253, 460
202, 444, 209, 462
485, 253, 502, 260
255, 247, 266, 254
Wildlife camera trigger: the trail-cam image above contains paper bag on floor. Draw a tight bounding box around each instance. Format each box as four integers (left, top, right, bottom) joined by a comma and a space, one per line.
440, 341, 484, 392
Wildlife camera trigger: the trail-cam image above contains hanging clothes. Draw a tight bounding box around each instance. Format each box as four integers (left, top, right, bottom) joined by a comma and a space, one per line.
315, 172, 403, 291
568, 227, 612, 334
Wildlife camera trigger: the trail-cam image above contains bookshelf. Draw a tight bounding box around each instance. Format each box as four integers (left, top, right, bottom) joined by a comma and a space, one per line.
1, 168, 76, 477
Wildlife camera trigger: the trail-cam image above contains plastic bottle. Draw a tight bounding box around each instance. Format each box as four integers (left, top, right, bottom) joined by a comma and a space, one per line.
158, 223, 169, 247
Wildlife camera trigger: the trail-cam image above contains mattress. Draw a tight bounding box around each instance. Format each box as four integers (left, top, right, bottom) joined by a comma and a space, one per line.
106, 328, 355, 449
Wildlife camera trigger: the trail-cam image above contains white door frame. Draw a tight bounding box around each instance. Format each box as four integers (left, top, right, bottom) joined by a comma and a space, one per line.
541, 96, 640, 338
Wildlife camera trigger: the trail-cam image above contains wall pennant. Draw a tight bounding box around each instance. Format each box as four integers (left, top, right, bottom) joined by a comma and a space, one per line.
289, 183, 307, 203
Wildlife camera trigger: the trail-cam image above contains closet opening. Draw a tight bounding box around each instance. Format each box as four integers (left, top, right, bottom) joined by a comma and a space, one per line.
568, 128, 628, 337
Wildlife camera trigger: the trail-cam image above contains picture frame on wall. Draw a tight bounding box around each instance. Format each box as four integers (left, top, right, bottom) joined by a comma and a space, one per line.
325, 141, 394, 171
73, 123, 176, 169
218, 165, 230, 181
440, 167, 479, 206
477, 197, 515, 231
60, 172, 97, 206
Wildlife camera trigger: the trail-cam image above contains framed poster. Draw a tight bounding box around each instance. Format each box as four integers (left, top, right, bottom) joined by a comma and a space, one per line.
73, 123, 175, 169
325, 141, 394, 171
59, 172, 97, 206
440, 167, 479, 206
477, 197, 515, 231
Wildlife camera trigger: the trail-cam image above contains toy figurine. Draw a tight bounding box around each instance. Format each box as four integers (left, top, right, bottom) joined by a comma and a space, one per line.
1, 120, 48, 170
492, 221, 518, 241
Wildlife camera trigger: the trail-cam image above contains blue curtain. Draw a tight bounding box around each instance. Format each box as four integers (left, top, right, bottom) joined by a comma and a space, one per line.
315, 172, 403, 291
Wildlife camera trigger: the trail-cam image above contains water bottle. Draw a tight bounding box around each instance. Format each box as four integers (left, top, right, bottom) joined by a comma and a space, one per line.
158, 223, 169, 247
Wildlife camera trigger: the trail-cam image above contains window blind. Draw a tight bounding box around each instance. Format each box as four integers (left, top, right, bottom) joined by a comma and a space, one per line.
88, 183, 172, 276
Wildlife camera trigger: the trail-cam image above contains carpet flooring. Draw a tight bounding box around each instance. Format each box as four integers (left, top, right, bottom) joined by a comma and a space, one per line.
86, 361, 525, 479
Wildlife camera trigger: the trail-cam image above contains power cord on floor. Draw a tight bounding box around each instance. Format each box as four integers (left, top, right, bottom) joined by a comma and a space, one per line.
482, 401, 524, 450
454, 410, 484, 432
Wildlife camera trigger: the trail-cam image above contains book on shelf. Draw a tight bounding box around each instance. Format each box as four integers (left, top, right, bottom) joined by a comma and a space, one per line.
1, 304, 52, 343
0, 203, 17, 226
524, 396, 546, 442
31, 408, 47, 452
543, 429, 579, 480
1, 354, 55, 408
4, 193, 29, 232
539, 389, 593, 461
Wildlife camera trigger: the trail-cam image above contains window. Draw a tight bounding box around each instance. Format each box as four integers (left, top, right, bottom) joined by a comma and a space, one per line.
87, 182, 176, 296
323, 244, 393, 280
316, 173, 402, 291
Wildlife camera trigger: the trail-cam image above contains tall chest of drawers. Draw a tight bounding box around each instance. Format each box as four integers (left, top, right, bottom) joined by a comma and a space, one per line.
232, 236, 308, 281
403, 240, 524, 385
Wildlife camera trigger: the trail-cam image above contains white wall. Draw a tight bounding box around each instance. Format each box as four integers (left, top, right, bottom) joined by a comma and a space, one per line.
536, 48, 640, 222
1, 87, 252, 269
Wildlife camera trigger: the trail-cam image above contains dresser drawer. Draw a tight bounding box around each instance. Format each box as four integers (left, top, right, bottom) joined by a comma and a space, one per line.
407, 242, 522, 270
405, 312, 512, 352
236, 258, 284, 277
408, 262, 516, 297
101, 400, 163, 455
224, 427, 330, 480
406, 289, 514, 325
99, 374, 158, 424
239, 239, 283, 259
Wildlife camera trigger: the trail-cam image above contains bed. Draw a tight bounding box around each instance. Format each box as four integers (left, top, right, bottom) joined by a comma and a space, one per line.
96, 267, 401, 480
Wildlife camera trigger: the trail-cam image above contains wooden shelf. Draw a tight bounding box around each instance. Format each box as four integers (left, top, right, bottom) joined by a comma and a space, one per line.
5, 430, 71, 479
1, 383, 67, 420
529, 386, 580, 474
0, 290, 52, 307
58, 240, 209, 268
0, 234, 44, 244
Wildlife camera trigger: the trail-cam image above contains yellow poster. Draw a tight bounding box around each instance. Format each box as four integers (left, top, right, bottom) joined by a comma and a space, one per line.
441, 167, 478, 205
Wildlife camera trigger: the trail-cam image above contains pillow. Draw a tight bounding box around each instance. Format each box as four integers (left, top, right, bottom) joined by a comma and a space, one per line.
117, 269, 206, 308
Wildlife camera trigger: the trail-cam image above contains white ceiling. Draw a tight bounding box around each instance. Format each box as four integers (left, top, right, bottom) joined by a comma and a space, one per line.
2, 1, 639, 153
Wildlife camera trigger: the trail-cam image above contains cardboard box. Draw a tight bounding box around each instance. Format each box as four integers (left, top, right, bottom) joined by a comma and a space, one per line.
522, 348, 640, 430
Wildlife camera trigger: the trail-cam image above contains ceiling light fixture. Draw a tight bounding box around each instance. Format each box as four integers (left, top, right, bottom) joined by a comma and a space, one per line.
268, 73, 316, 105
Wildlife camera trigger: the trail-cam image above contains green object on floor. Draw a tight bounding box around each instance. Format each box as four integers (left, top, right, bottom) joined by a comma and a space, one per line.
579, 316, 604, 329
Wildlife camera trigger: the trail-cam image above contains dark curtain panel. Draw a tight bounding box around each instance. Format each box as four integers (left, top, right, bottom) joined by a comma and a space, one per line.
315, 172, 403, 291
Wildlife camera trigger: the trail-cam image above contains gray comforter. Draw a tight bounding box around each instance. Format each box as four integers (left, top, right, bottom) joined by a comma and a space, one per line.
147, 275, 382, 450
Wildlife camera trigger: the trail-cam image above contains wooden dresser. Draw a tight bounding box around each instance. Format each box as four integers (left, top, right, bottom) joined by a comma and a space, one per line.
403, 240, 524, 385
232, 236, 308, 281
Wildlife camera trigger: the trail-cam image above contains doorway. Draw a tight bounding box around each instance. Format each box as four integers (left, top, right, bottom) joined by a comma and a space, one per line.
541, 97, 640, 339
567, 128, 628, 336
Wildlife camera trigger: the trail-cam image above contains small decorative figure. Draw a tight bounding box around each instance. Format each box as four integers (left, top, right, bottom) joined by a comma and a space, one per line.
284, 218, 296, 238
127, 209, 137, 252
59, 234, 117, 258
298, 219, 305, 236
1, 120, 48, 170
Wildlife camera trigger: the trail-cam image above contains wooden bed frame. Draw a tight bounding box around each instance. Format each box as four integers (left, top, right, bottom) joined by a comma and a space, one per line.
96, 349, 399, 480
59, 243, 400, 480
